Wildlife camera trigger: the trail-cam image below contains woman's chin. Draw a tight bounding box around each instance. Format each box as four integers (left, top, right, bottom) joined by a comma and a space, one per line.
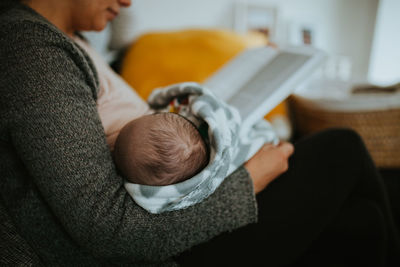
92, 21, 108, 32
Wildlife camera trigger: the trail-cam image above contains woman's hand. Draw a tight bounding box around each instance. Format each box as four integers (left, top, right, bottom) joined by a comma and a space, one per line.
244, 142, 294, 194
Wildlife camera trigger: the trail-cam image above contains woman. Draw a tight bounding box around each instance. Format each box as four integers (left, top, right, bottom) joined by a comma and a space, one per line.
0, 0, 399, 266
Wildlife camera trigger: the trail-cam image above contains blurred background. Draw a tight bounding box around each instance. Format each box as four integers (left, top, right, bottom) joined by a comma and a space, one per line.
86, 0, 399, 86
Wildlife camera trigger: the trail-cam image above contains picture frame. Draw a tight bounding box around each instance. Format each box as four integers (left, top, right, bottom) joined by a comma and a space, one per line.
288, 22, 317, 46
234, 1, 278, 41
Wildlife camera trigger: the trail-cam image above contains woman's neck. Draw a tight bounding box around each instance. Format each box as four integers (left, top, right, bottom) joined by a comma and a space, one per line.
26, 0, 75, 37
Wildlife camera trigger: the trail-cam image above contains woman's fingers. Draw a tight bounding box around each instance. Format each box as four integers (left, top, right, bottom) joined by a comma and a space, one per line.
278, 142, 295, 157
244, 141, 294, 194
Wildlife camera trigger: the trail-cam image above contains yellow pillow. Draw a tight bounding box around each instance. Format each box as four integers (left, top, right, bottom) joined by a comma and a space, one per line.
121, 29, 250, 99
120, 29, 287, 125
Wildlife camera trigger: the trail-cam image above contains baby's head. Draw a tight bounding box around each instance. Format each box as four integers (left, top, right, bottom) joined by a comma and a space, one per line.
114, 112, 209, 186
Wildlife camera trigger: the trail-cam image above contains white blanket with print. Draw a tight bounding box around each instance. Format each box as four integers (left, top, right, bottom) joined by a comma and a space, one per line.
125, 82, 279, 213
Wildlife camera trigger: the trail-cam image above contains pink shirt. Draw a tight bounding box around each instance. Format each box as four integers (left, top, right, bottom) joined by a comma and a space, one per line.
74, 38, 151, 151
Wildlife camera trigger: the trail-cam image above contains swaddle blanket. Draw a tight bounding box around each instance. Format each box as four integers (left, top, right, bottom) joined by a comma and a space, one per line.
124, 82, 279, 213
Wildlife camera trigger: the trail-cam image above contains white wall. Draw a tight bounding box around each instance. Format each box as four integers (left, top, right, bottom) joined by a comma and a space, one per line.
86, 0, 379, 81
277, 0, 378, 81
368, 0, 400, 85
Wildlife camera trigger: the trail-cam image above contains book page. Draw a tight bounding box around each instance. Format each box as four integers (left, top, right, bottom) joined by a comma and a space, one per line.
203, 47, 277, 101
229, 52, 311, 121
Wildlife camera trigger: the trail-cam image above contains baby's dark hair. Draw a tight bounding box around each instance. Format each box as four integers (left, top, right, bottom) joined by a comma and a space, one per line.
114, 112, 209, 186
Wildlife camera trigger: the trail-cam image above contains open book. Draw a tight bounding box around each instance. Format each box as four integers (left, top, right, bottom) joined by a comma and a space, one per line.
203, 46, 326, 131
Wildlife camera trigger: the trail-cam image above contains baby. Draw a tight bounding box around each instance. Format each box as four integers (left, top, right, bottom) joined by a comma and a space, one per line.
113, 112, 209, 186
111, 83, 278, 213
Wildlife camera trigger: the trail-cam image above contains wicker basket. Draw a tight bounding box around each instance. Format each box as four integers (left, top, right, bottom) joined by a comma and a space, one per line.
289, 95, 400, 168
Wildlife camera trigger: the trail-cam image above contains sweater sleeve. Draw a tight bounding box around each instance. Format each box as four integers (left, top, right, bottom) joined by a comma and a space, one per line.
2, 25, 257, 262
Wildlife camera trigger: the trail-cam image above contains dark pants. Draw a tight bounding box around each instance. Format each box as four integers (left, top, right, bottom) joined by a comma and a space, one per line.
176, 129, 400, 267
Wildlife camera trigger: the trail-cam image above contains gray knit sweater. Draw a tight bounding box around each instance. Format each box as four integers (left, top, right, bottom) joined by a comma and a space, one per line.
0, 2, 257, 266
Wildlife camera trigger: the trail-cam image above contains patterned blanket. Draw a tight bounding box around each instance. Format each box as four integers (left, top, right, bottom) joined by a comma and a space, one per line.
124, 82, 279, 213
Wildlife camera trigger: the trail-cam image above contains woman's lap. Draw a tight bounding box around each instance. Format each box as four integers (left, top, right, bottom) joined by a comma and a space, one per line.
176, 128, 400, 266
298, 197, 387, 266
